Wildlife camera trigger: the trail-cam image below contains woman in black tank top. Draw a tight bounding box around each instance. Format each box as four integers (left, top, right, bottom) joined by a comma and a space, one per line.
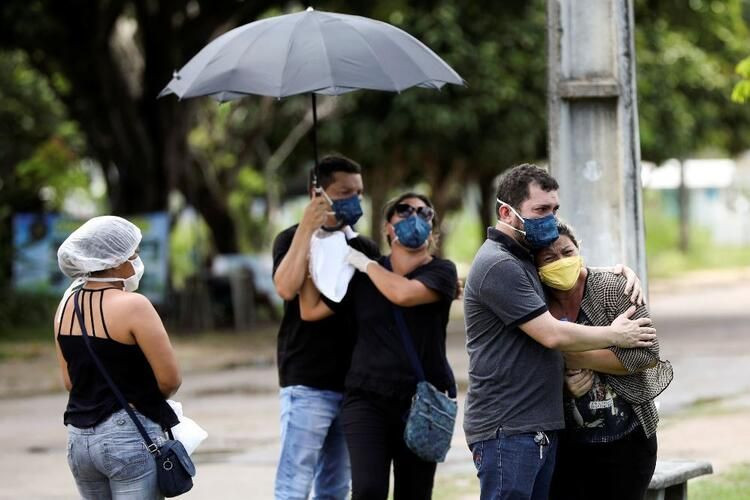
54, 216, 182, 500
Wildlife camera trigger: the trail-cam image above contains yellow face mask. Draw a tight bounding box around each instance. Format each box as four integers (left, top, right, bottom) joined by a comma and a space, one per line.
538, 255, 584, 291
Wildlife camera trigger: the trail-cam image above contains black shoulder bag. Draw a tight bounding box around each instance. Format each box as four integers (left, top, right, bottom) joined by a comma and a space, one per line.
383, 259, 458, 463
73, 290, 195, 497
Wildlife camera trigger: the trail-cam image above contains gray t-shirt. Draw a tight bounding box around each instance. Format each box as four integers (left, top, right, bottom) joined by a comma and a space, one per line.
463, 228, 565, 445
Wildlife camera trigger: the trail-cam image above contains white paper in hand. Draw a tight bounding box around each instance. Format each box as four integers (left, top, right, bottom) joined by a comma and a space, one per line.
309, 230, 356, 303
167, 400, 208, 456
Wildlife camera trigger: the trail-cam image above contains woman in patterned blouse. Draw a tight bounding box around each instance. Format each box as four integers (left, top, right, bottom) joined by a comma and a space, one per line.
536, 221, 673, 500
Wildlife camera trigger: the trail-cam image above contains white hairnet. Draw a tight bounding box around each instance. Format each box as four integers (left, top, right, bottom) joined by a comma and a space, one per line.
57, 216, 142, 278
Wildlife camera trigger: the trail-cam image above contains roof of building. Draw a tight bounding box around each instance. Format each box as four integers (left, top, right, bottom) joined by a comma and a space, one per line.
642, 159, 736, 189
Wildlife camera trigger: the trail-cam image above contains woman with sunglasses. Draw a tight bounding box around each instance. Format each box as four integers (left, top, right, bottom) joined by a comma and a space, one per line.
300, 192, 457, 499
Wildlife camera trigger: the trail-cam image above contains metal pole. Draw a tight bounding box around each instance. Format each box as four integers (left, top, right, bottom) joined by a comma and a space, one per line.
547, 0, 648, 293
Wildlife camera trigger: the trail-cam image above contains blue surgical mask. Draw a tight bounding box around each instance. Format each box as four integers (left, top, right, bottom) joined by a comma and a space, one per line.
496, 198, 559, 249
331, 194, 363, 228
393, 215, 432, 249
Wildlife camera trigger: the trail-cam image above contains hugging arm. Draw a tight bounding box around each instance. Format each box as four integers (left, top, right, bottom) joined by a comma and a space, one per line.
564, 284, 659, 374
347, 249, 442, 307
520, 306, 655, 351
593, 264, 645, 305
299, 276, 336, 321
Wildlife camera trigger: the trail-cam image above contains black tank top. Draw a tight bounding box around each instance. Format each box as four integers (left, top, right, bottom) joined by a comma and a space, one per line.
57, 288, 178, 429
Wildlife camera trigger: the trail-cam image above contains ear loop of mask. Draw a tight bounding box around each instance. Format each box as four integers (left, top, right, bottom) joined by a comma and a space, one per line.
386, 220, 400, 245
496, 198, 526, 236
85, 256, 138, 285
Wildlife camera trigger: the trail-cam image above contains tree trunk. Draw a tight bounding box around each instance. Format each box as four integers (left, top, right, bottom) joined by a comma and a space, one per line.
365, 166, 389, 251
678, 159, 690, 253
425, 157, 467, 257
179, 158, 239, 253
477, 172, 498, 241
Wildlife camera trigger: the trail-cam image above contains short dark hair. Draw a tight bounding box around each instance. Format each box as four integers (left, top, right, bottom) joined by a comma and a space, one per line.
383, 191, 440, 248
495, 163, 559, 216
556, 220, 580, 249
309, 154, 362, 190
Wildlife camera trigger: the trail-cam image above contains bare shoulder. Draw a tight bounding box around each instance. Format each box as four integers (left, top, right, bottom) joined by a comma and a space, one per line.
106, 290, 156, 317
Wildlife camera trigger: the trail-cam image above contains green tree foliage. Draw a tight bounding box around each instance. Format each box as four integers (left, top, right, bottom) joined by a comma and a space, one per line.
731, 56, 750, 103
0, 50, 87, 285
186, 97, 306, 251
0, 0, 280, 254
2, 0, 750, 261
636, 0, 750, 161
316, 0, 548, 243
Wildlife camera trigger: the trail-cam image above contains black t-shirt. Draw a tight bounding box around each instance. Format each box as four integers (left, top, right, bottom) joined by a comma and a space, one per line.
272, 225, 380, 391
327, 255, 457, 399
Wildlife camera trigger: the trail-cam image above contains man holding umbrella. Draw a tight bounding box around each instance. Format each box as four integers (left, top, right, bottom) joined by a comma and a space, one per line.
159, 7, 464, 498
272, 155, 379, 499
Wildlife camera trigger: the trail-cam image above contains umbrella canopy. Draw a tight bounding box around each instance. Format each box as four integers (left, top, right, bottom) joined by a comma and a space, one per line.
158, 7, 464, 101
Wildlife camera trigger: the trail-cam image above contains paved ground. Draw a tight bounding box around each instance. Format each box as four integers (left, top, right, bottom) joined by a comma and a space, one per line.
1, 268, 749, 499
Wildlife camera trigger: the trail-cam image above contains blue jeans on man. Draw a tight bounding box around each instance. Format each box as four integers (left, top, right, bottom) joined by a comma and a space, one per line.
274, 385, 350, 500
470, 430, 558, 500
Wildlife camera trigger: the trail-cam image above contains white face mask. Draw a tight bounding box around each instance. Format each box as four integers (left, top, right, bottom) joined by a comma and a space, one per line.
87, 256, 145, 292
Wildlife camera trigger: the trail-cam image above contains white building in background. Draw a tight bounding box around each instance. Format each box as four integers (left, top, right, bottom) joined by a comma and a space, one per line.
641, 158, 750, 246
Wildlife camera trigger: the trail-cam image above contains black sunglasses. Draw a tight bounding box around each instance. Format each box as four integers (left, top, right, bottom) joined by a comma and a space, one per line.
394, 203, 435, 221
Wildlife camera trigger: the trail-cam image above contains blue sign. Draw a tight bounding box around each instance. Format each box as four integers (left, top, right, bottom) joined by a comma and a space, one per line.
12, 213, 170, 303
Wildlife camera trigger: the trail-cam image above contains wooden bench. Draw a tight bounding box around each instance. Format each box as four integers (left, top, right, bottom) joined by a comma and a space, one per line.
646, 460, 713, 500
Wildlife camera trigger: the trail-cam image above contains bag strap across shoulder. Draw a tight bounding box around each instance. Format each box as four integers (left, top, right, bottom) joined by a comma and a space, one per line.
382, 258, 457, 398
72, 290, 161, 455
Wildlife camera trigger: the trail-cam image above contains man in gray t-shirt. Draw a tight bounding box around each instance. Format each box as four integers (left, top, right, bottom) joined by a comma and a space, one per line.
463, 164, 655, 500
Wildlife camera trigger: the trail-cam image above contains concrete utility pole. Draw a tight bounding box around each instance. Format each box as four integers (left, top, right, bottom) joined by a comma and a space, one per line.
547, 0, 648, 290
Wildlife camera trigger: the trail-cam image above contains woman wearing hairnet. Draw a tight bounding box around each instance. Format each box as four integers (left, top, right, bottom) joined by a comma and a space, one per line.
54, 216, 181, 499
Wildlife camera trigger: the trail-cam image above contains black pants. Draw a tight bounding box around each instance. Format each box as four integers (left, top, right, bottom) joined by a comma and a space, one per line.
341, 390, 437, 500
549, 427, 657, 500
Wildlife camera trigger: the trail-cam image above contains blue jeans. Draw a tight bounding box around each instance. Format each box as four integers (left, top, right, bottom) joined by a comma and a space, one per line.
67, 409, 166, 500
274, 385, 350, 500
470, 430, 558, 500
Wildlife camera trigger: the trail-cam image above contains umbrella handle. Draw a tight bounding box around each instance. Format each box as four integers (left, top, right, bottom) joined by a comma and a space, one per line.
311, 93, 319, 188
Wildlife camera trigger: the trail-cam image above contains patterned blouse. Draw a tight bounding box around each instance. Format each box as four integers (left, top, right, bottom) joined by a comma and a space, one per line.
571, 270, 673, 439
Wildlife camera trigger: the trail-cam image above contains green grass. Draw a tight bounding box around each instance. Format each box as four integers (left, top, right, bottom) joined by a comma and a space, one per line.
647, 245, 750, 279
433, 472, 479, 499
673, 395, 738, 418
431, 464, 750, 500
690, 463, 750, 500
644, 193, 750, 279
0, 324, 53, 361
442, 205, 483, 266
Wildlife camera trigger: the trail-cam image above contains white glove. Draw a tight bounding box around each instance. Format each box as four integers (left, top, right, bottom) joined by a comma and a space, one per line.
342, 225, 360, 241
346, 248, 375, 273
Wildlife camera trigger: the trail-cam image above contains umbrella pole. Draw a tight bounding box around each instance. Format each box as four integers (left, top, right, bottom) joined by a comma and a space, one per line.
311, 93, 320, 188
